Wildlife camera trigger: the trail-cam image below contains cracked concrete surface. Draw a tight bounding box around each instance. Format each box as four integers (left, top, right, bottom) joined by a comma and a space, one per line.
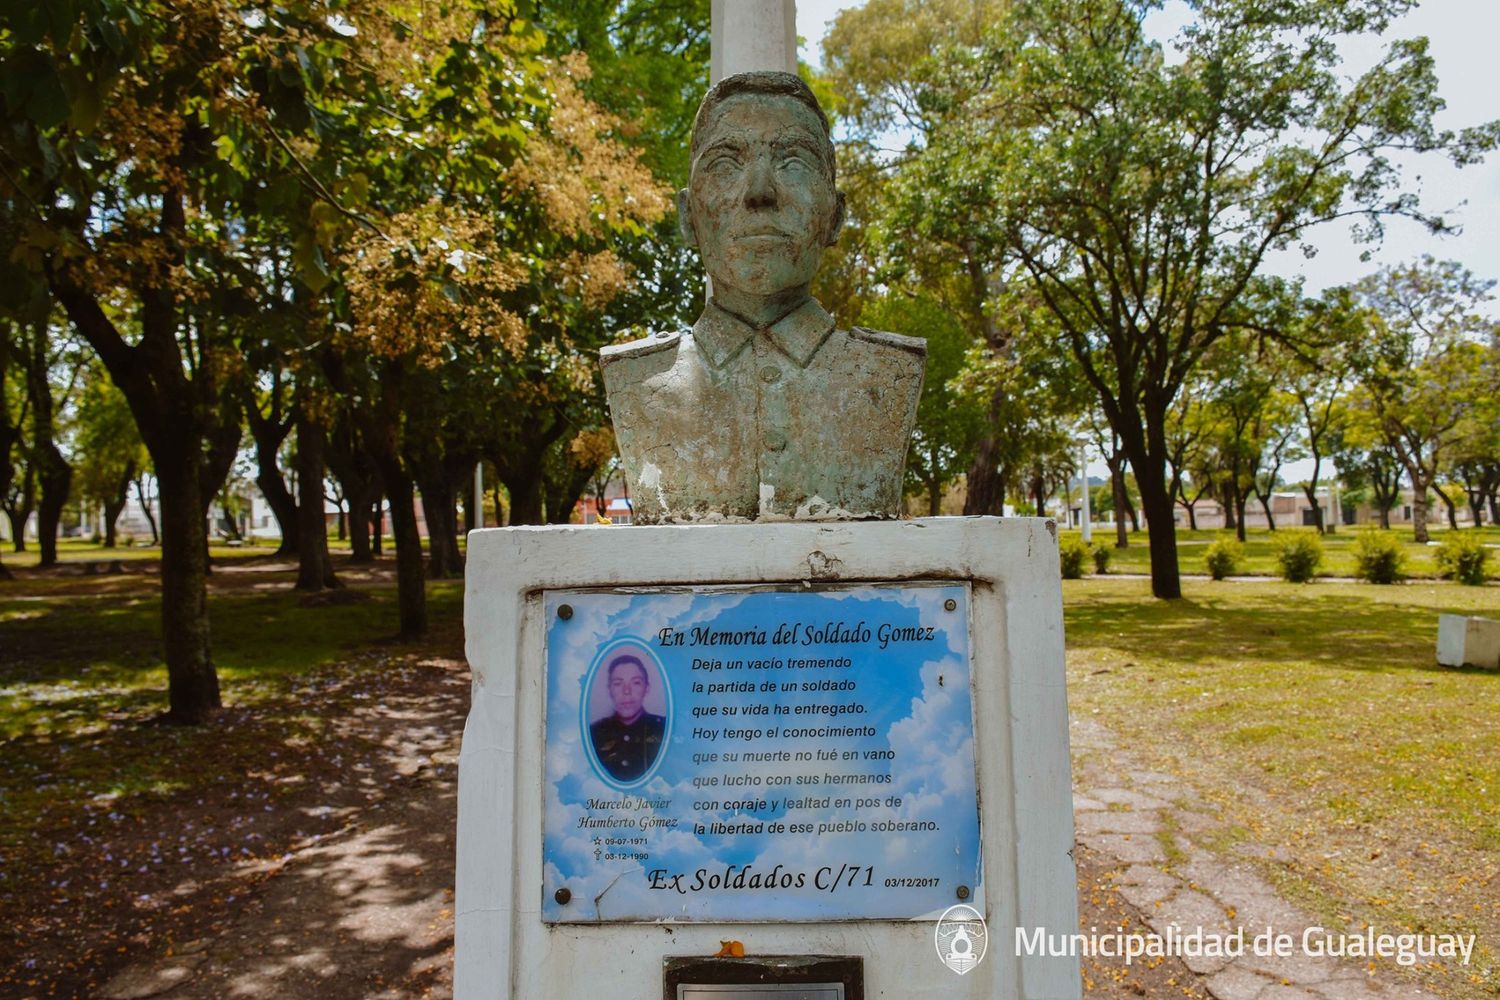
1072, 717, 1440, 1000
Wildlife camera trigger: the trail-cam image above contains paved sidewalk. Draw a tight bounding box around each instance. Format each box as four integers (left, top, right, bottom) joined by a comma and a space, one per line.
1071, 717, 1438, 1000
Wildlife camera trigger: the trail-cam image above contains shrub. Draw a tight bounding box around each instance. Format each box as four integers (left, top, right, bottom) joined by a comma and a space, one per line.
1091, 543, 1112, 575
1352, 530, 1406, 584
1274, 532, 1323, 583
1058, 537, 1090, 579
1436, 532, 1491, 585
1204, 537, 1245, 580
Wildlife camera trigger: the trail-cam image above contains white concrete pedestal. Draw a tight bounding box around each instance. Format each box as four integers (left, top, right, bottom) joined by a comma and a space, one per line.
457, 517, 1080, 999
1437, 613, 1500, 669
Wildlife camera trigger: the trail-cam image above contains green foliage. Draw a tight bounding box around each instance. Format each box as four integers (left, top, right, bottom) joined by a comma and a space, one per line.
1435, 532, 1492, 585
1204, 537, 1245, 580
1090, 543, 1111, 575
845, 0, 1498, 597
1058, 536, 1090, 579
1351, 530, 1407, 584
859, 293, 984, 511
1274, 533, 1324, 583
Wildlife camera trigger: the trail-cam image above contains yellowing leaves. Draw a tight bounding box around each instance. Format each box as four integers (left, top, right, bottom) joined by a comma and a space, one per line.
506, 53, 671, 240
342, 202, 528, 366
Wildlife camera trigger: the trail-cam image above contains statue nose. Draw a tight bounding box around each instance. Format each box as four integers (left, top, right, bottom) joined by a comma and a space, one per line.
743, 155, 777, 209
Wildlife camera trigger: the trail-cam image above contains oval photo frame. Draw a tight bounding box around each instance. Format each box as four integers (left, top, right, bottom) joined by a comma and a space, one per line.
579, 637, 673, 790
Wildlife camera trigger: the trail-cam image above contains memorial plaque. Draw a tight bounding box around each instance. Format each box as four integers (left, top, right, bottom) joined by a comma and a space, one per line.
542, 583, 982, 923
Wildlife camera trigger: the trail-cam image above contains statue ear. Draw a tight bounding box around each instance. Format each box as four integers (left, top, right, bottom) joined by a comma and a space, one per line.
677, 189, 698, 248
826, 191, 846, 247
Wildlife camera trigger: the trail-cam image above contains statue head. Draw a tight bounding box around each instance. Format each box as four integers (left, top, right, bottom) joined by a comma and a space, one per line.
679, 71, 845, 313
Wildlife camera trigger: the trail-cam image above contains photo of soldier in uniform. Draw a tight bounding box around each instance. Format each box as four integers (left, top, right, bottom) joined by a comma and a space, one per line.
586, 649, 668, 784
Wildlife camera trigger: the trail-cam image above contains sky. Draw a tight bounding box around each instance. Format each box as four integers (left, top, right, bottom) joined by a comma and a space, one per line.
793, 0, 1499, 484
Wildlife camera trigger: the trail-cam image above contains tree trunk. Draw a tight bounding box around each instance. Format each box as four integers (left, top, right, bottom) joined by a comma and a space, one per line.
371, 501, 383, 556
135, 475, 160, 544
103, 459, 136, 548
1122, 485, 1139, 532
0, 326, 15, 577
1300, 457, 1326, 534
26, 320, 69, 569
1137, 469, 1182, 599
345, 477, 372, 562
1409, 479, 1430, 543
1438, 487, 1459, 531
505, 474, 545, 526
413, 462, 460, 578
1110, 460, 1129, 548
383, 471, 427, 638
544, 463, 592, 526
156, 452, 221, 722
963, 433, 1006, 516
1257, 491, 1277, 531
34, 441, 70, 568
248, 411, 298, 557
295, 411, 340, 591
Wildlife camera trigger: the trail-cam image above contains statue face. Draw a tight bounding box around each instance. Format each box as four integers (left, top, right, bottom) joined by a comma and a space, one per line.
683, 93, 842, 301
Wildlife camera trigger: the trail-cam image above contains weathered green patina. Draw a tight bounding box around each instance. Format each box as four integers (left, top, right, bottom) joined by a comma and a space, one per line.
602, 72, 925, 523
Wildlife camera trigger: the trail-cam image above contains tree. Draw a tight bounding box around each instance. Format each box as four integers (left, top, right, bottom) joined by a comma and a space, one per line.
858, 292, 983, 515
3, 1, 378, 720
73, 360, 148, 547
1162, 389, 1215, 533
1350, 258, 1495, 542
824, 0, 1018, 516
890, 0, 1497, 596
243, 368, 298, 558
0, 319, 17, 575
20, 315, 75, 567
1448, 342, 1500, 526
1287, 297, 1361, 533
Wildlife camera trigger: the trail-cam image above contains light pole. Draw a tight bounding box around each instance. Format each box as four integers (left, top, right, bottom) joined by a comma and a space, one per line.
473, 462, 484, 532
1077, 440, 1092, 543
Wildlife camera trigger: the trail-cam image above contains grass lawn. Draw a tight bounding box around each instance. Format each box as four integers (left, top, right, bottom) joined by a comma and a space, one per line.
1063, 524, 1500, 580
0, 570, 462, 863
0, 536, 284, 570
1064, 578, 1500, 998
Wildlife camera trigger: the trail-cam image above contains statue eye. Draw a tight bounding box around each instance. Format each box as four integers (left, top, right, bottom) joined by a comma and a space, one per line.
779, 152, 813, 173
706, 151, 742, 173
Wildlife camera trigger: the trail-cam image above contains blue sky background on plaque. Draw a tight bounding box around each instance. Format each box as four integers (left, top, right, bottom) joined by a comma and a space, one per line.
542, 586, 982, 923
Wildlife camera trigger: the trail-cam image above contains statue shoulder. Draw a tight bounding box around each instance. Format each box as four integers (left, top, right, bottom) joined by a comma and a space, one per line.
600, 330, 682, 367
849, 325, 927, 360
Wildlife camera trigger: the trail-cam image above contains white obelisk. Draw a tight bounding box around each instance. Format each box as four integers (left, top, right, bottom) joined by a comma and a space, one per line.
711, 0, 798, 81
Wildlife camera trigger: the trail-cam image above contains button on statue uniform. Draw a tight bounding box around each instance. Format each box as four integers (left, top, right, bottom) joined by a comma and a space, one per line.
602, 299, 925, 523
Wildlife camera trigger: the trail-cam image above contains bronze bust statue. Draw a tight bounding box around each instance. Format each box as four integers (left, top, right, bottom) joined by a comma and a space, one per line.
602, 71, 925, 523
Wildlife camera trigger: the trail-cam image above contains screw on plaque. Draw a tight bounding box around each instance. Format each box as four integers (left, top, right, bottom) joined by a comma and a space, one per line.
558, 604, 574, 620
955, 885, 971, 901
555, 887, 572, 905
944, 598, 957, 612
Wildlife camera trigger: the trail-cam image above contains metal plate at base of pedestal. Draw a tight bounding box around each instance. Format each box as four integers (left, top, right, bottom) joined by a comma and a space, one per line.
679, 985, 842, 1000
